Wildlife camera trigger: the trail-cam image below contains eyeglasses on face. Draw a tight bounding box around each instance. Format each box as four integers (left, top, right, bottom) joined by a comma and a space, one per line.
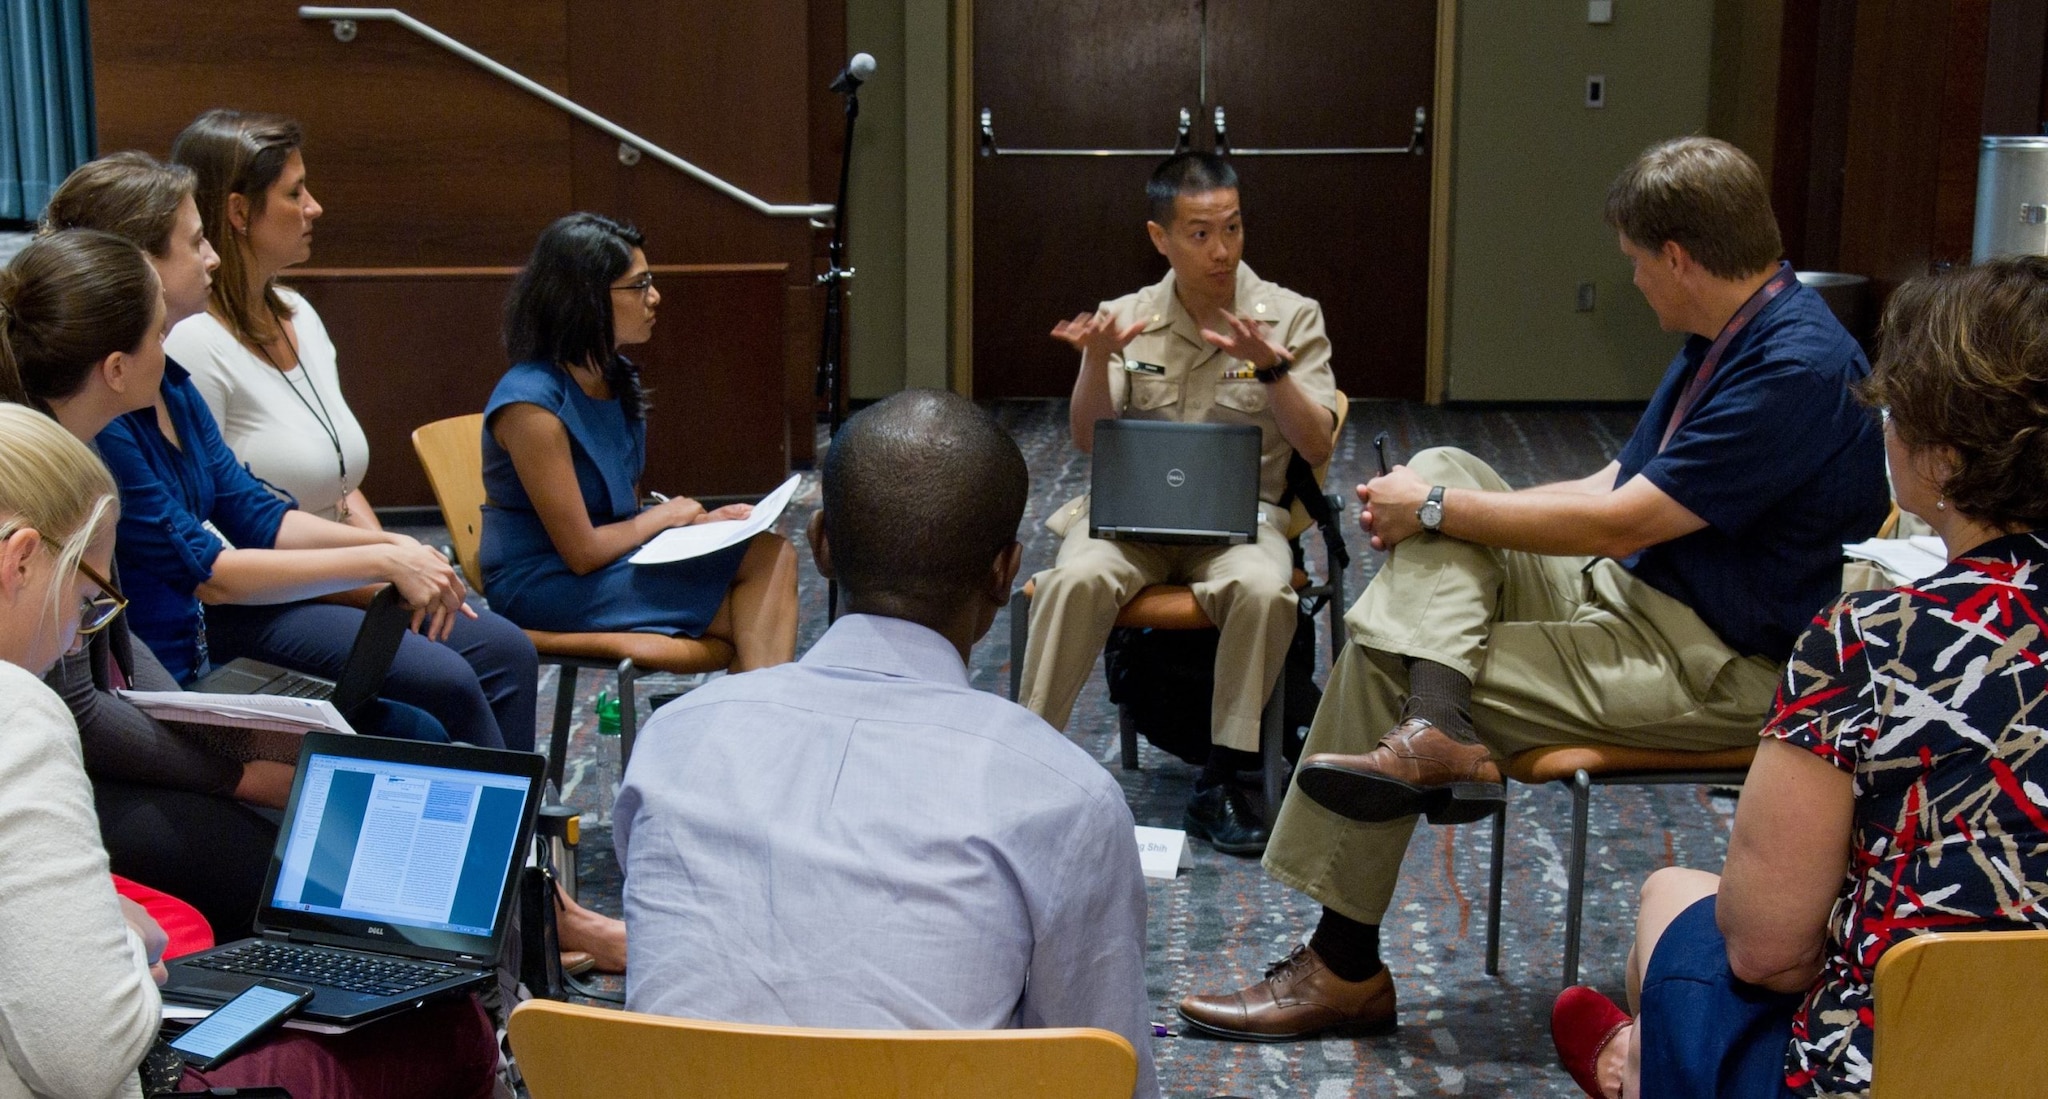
73, 557, 128, 637
610, 273, 656, 298
0, 519, 126, 636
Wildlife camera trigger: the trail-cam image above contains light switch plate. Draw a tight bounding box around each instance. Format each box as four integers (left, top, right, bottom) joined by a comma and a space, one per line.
1589, 0, 1614, 24
1586, 75, 1606, 109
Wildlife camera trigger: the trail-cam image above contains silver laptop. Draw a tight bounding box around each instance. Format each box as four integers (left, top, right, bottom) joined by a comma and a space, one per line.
162, 732, 545, 1027
1090, 419, 1262, 545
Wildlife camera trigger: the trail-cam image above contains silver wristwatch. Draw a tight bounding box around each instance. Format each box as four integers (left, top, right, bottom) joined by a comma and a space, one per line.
1417, 486, 1446, 532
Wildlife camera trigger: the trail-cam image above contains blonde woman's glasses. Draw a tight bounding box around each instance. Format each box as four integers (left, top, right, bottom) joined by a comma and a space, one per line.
73, 557, 127, 637
0, 520, 126, 636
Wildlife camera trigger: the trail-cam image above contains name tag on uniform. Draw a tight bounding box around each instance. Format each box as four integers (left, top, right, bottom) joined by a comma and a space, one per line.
1124, 360, 1167, 376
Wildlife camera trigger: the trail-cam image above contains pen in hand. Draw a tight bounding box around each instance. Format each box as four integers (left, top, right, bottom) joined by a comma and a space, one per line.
1373, 431, 1391, 477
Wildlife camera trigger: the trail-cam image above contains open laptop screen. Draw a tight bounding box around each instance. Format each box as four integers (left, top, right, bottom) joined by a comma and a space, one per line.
261, 736, 540, 958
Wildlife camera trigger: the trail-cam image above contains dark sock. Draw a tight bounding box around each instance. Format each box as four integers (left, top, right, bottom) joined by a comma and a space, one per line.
1308, 907, 1384, 982
1198, 746, 1263, 791
1403, 657, 1478, 745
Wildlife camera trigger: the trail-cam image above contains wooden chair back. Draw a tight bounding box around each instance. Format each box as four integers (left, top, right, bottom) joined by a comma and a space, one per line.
1870, 929, 2048, 1098
507, 1000, 1138, 1099
410, 413, 489, 592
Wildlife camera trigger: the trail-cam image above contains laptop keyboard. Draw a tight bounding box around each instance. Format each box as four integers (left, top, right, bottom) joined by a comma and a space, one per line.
271, 675, 334, 700
188, 941, 463, 996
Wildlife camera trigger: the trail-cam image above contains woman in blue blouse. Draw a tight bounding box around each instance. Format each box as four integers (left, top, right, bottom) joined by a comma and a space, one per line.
8, 147, 522, 749
482, 213, 797, 669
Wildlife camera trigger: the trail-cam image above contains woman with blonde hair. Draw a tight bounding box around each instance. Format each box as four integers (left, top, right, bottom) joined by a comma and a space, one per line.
0, 403, 498, 1098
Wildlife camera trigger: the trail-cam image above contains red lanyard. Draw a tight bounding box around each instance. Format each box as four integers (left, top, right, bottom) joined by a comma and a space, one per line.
1658, 264, 1796, 451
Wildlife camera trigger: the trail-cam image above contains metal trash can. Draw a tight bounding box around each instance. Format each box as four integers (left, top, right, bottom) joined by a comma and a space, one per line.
1974, 136, 2048, 261
1796, 271, 1872, 349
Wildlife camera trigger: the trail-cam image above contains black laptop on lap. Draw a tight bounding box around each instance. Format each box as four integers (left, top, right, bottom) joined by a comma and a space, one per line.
162, 732, 546, 1027
189, 584, 411, 722
1089, 419, 1262, 545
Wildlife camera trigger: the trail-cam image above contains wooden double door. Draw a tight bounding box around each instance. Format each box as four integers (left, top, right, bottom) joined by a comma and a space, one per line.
971, 0, 1437, 400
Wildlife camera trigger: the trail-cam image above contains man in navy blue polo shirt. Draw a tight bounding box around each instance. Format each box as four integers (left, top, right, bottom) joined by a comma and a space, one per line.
1177, 136, 1890, 1042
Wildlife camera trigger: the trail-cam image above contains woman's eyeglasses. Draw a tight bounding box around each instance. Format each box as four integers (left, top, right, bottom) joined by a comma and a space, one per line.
610, 273, 656, 299
73, 557, 128, 637
0, 519, 126, 636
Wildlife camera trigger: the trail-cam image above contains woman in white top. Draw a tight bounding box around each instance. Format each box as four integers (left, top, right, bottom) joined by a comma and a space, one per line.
0, 402, 499, 1099
166, 108, 539, 752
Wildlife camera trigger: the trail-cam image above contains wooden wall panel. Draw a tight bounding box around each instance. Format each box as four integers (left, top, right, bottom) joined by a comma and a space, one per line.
90, 0, 576, 265
90, 0, 840, 494
291, 266, 788, 509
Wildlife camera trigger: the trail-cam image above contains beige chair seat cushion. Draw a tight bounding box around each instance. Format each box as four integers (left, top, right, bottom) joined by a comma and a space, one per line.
1506, 742, 1757, 785
522, 629, 734, 675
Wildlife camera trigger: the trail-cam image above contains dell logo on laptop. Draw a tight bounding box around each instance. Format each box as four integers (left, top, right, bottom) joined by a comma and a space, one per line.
1166, 468, 1186, 488
366, 927, 384, 935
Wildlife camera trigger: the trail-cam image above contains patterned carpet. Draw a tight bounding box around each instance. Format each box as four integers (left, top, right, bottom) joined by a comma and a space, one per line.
498, 398, 1750, 1099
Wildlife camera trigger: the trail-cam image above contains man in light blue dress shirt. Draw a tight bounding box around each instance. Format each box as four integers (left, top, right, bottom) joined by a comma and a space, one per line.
617, 390, 1158, 1099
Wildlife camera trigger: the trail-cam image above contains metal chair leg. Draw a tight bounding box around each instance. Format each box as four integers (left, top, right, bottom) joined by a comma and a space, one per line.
545, 664, 578, 792
1117, 707, 1141, 770
1563, 768, 1592, 988
616, 659, 638, 771
1008, 588, 1030, 701
1486, 795, 1507, 976
1260, 678, 1287, 827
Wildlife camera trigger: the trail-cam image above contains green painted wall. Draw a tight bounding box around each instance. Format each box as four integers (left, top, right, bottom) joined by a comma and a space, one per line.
1444, 0, 1715, 401
844, 0, 951, 398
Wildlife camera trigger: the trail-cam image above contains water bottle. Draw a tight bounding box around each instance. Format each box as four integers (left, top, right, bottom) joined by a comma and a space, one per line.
536, 780, 580, 902
592, 689, 622, 824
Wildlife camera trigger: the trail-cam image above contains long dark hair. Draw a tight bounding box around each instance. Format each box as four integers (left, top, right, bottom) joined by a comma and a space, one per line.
170, 108, 305, 343
504, 212, 649, 420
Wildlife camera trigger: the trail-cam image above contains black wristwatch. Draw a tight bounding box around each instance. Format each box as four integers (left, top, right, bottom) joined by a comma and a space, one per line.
1253, 356, 1293, 384
1417, 486, 1446, 532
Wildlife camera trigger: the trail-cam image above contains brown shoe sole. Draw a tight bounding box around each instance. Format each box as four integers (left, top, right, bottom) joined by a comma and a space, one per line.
1295, 763, 1505, 825
1175, 1005, 1398, 1042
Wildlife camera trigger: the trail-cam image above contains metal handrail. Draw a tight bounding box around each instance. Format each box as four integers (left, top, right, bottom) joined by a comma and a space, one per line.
298, 7, 833, 219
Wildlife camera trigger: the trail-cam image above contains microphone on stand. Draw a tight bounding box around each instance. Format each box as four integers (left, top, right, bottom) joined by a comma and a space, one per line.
830, 52, 876, 94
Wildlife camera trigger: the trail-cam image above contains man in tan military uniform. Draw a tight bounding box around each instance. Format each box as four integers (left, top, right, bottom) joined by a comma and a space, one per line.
1018, 153, 1339, 856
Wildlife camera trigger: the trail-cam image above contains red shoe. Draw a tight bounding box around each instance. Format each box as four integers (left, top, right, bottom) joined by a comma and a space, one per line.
1551, 985, 1630, 1098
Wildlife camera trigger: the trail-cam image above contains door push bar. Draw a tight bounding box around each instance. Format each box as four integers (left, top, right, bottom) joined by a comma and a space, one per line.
978, 107, 1194, 158
977, 104, 1427, 160
1213, 105, 1428, 157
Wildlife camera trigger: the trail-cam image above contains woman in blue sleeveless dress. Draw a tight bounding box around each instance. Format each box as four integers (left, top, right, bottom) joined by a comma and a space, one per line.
480, 213, 798, 670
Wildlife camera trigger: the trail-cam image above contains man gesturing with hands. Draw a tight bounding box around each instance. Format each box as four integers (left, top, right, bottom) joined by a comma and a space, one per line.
1019, 152, 1339, 857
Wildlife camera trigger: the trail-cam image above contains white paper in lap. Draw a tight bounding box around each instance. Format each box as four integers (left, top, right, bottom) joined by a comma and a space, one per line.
629, 475, 802, 565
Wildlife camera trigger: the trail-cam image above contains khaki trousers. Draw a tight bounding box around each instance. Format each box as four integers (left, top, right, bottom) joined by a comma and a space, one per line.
1262, 448, 1779, 924
1019, 500, 1297, 752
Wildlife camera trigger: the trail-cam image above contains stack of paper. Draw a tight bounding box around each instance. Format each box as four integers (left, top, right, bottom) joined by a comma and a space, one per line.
119, 690, 355, 763
1842, 535, 1948, 583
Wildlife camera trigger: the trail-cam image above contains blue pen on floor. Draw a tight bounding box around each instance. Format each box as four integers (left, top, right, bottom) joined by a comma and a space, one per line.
1151, 1022, 1170, 1037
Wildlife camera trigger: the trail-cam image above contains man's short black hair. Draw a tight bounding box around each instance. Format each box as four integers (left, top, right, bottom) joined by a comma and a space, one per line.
1148, 152, 1239, 227
822, 389, 1027, 612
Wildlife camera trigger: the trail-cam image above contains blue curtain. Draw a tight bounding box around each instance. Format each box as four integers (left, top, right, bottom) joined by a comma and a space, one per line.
0, 0, 94, 222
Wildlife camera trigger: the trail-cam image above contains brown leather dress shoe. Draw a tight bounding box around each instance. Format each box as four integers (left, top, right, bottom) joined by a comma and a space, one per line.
1177, 944, 1397, 1041
1294, 717, 1506, 824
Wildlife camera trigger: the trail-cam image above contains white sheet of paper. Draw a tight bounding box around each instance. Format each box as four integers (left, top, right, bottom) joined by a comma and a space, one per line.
630, 475, 803, 565
118, 690, 356, 735
1134, 825, 1193, 880
1843, 535, 1948, 583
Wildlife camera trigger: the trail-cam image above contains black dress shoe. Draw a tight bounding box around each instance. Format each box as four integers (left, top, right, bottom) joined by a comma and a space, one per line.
1184, 783, 1270, 856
